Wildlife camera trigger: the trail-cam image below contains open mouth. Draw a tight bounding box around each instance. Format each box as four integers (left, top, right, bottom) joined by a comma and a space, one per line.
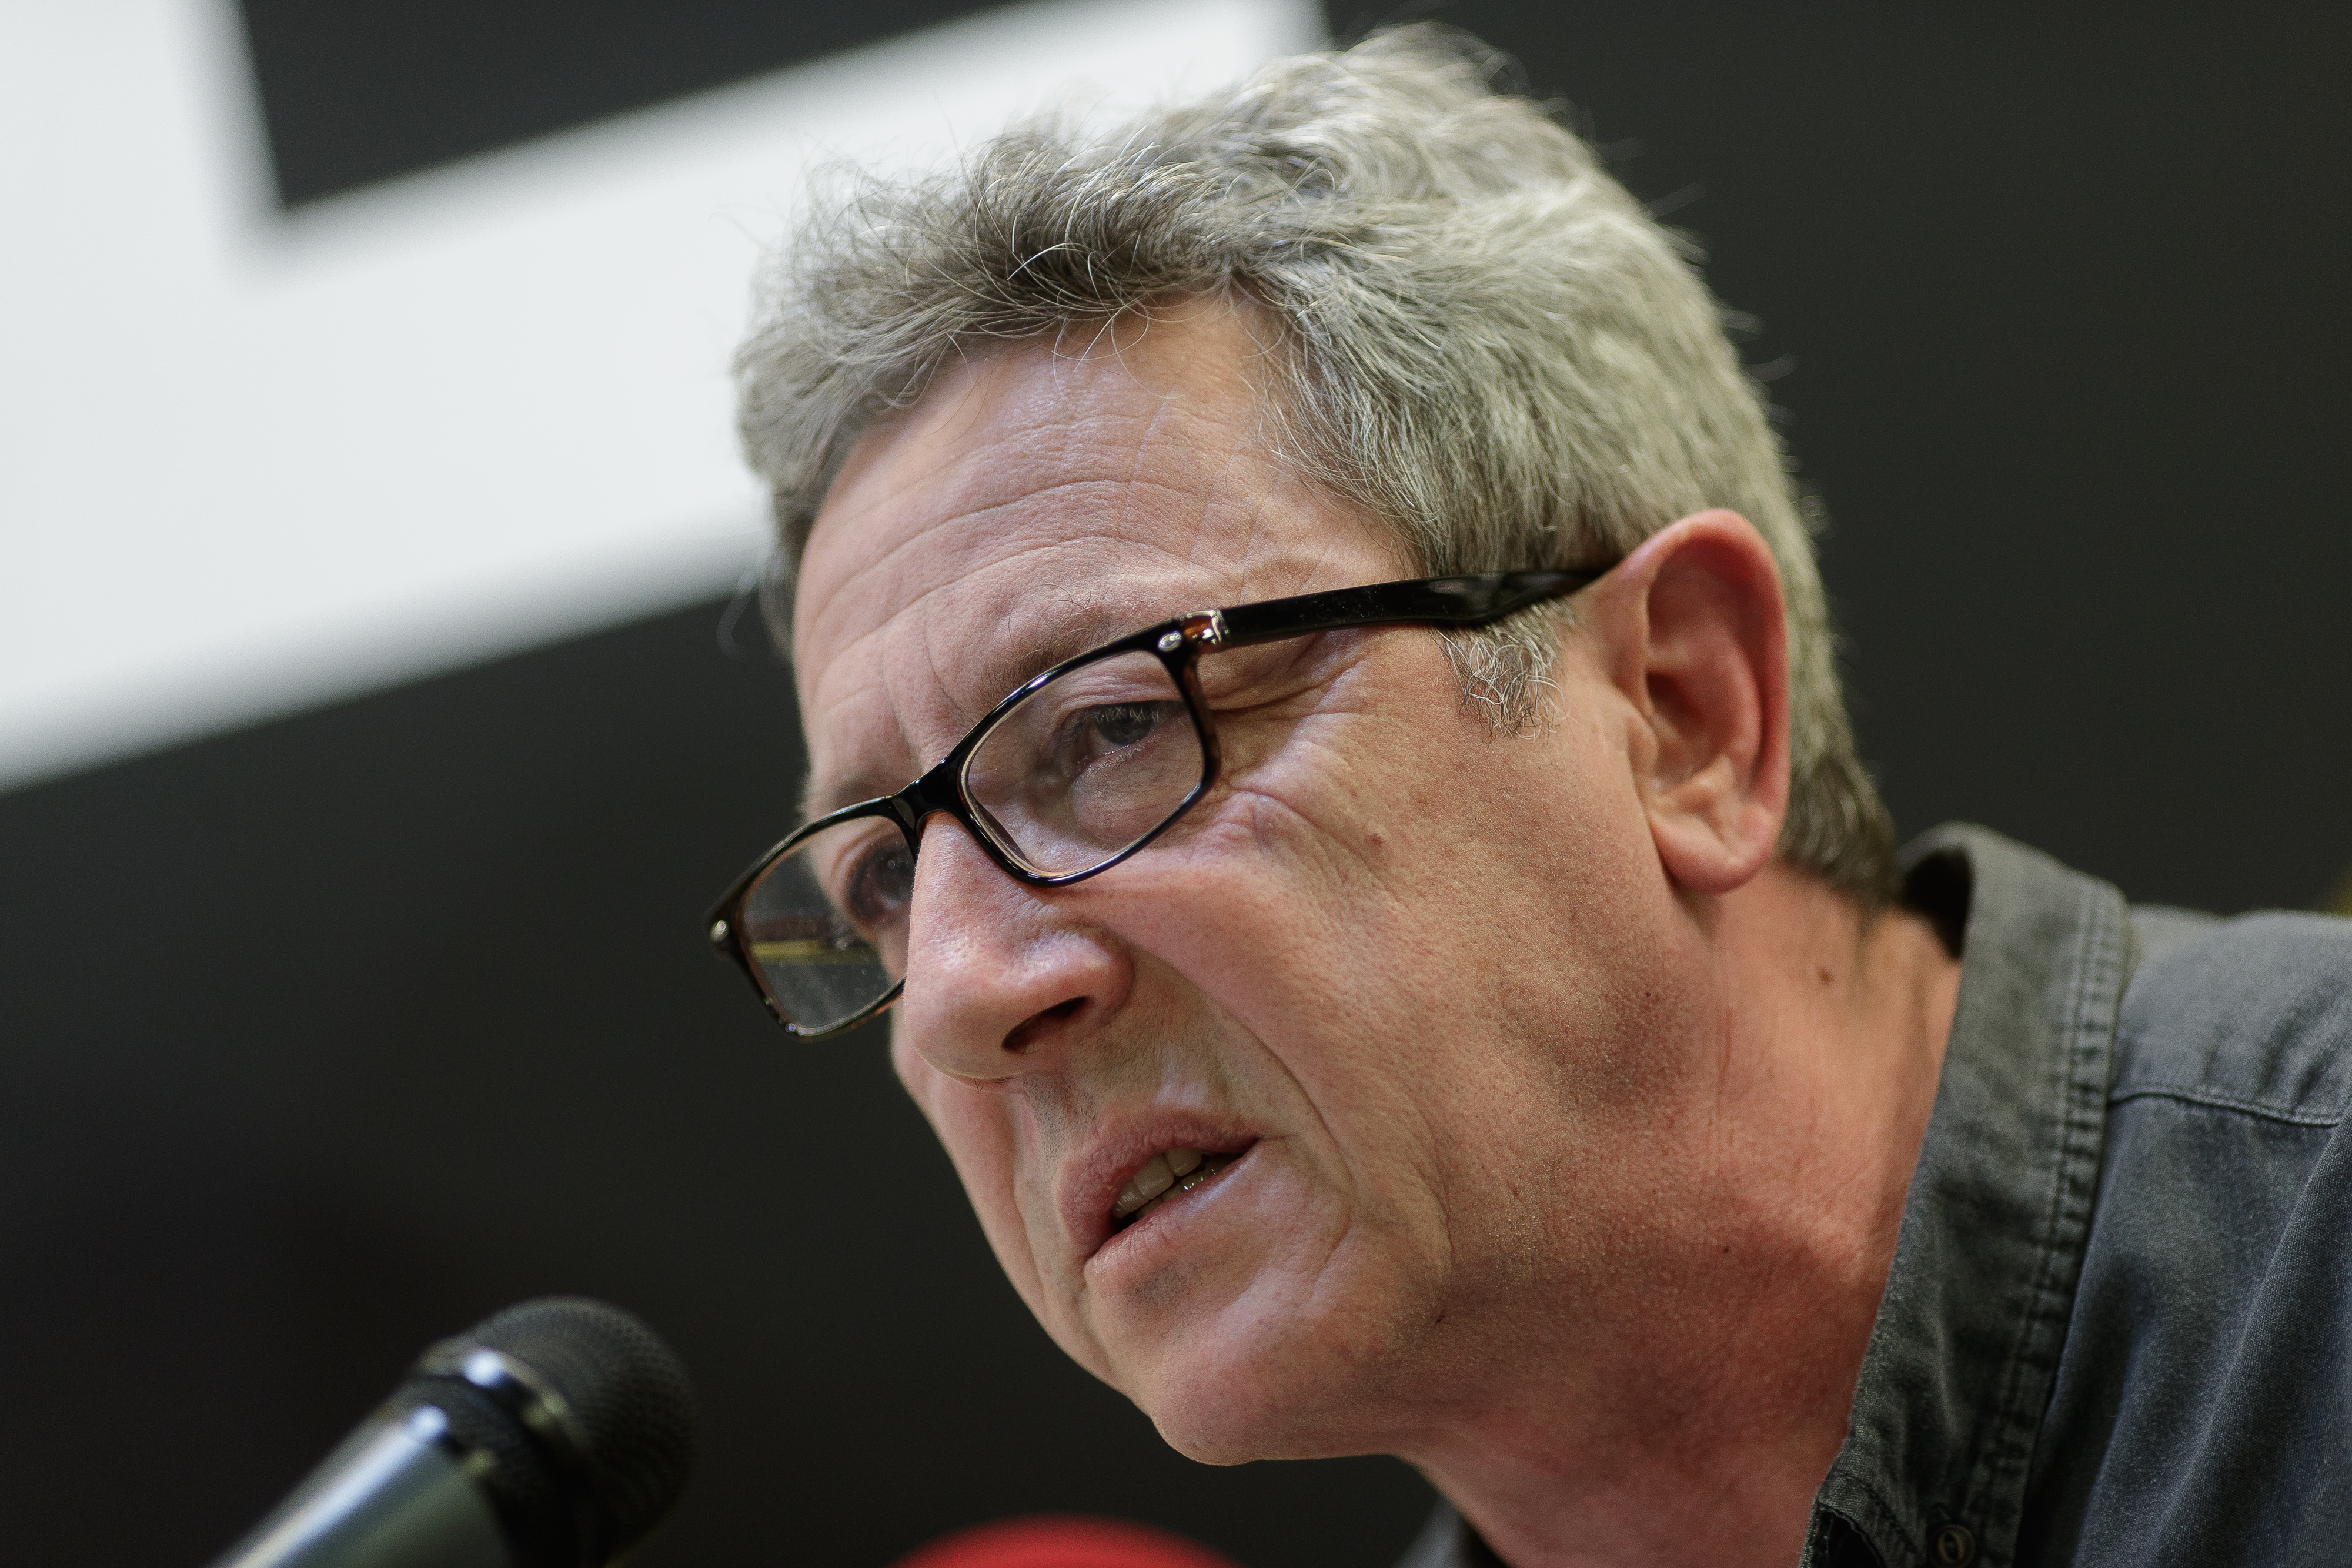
1108, 1145, 1244, 1232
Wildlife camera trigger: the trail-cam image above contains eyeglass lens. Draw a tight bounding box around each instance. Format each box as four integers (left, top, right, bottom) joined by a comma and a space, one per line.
963, 649, 1205, 877
737, 647, 1209, 1033
740, 815, 912, 1034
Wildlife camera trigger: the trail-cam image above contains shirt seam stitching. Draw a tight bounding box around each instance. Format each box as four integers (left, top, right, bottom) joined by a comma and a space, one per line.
1971, 875, 2119, 1567
2107, 1083, 2343, 1127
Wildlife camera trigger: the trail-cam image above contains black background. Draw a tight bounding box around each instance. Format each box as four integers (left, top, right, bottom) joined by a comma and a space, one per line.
241, 0, 1012, 205
3, 4, 2346, 1565
1433, 2, 2352, 918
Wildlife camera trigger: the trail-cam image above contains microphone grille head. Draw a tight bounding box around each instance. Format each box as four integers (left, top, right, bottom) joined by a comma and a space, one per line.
403, 1296, 696, 1566
467, 1296, 697, 1549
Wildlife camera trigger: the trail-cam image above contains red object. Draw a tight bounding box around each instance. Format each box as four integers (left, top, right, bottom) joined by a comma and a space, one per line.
889, 1515, 1244, 1568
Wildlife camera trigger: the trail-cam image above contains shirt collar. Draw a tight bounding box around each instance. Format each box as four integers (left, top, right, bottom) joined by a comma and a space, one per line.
1805, 825, 2132, 1568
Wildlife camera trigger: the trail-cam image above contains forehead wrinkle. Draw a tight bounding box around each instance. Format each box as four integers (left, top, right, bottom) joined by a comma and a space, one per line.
799, 638, 910, 818
909, 531, 1205, 744
1122, 361, 1351, 607
795, 401, 1075, 670
1174, 394, 1261, 585
922, 499, 1352, 731
799, 466, 1184, 698
1034, 331, 1244, 568
875, 534, 1105, 773
808, 334, 1274, 626
799, 550, 1005, 820
827, 377, 1215, 582
797, 345, 1178, 643
911, 597, 966, 753
799, 537, 961, 727
898, 447, 1279, 714
1114, 376, 1185, 524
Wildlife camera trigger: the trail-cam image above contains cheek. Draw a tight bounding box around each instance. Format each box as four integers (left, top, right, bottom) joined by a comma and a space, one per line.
891, 1037, 1040, 1283
1104, 796, 1453, 1192
1111, 710, 1656, 1172
1120, 797, 1350, 1024
1133, 758, 1498, 1049
891, 1041, 1127, 1383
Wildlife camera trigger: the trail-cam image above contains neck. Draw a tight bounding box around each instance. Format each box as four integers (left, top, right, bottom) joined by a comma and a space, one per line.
1405, 864, 1960, 1568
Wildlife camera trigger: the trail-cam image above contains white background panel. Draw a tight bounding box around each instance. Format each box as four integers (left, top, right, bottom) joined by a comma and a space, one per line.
0, 0, 1322, 790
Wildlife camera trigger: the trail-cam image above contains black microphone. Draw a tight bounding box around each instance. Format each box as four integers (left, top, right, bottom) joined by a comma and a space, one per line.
208, 1297, 696, 1568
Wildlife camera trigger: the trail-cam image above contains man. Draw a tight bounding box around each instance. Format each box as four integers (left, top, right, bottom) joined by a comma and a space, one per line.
709, 31, 2352, 1567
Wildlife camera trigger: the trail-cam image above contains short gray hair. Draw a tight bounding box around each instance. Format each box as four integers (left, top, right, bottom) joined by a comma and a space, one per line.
736, 26, 1896, 901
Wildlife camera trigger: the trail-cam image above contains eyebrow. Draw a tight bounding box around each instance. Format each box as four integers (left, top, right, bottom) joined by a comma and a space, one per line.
799, 766, 893, 824
798, 599, 1182, 822
966, 614, 1138, 721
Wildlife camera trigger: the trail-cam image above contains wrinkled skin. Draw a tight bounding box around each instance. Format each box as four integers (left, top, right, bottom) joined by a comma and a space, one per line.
791, 303, 1957, 1567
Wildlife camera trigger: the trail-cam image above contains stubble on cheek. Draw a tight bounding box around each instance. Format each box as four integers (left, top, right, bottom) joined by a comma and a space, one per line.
892, 1036, 1144, 1385
896, 1048, 1044, 1292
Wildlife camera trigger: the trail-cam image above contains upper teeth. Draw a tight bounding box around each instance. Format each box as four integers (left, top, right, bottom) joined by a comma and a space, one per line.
1114, 1147, 1208, 1218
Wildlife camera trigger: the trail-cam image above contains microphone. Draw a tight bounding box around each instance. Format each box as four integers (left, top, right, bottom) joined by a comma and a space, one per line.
208, 1297, 696, 1568
893, 1517, 1243, 1568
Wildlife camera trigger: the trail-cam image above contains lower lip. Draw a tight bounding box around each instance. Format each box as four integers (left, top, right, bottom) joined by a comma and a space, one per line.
1086, 1144, 1258, 1276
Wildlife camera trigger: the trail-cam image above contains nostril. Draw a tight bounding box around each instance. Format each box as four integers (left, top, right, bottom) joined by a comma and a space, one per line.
1002, 997, 1083, 1054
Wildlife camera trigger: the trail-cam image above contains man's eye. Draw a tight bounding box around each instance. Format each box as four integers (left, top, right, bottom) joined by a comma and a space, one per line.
1053, 698, 1180, 771
1084, 702, 1167, 750
841, 840, 914, 931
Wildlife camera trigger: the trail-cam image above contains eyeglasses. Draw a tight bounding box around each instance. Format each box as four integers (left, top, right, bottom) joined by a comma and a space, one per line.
706, 566, 1612, 1040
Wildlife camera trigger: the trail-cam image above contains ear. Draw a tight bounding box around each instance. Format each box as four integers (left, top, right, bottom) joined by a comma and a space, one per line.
1581, 510, 1791, 895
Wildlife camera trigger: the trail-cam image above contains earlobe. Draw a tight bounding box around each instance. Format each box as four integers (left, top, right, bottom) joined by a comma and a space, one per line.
1587, 511, 1792, 895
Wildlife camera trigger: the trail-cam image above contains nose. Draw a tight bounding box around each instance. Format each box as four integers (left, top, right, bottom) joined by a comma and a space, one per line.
894, 815, 1131, 1084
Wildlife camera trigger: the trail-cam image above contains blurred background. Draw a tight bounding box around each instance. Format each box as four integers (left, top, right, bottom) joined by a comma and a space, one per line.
2, 2, 2346, 1564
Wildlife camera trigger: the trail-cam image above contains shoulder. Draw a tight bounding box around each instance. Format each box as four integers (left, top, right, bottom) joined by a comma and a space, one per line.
2021, 909, 2352, 1563
2115, 908, 2352, 1125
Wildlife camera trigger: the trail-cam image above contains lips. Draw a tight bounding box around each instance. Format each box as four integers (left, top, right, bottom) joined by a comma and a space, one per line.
1111, 1146, 1242, 1229
1061, 1119, 1259, 1262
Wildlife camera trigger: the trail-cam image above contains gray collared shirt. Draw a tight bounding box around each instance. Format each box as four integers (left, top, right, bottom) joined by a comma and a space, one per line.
1398, 825, 2352, 1568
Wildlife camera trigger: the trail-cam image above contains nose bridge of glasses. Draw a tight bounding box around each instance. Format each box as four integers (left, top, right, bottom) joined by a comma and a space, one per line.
900, 754, 1046, 887
900, 758, 966, 827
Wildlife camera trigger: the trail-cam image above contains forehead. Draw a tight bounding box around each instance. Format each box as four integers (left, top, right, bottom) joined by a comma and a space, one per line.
790, 306, 1402, 810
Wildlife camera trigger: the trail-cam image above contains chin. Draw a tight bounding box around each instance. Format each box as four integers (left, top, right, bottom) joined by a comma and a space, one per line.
1114, 1281, 1420, 1466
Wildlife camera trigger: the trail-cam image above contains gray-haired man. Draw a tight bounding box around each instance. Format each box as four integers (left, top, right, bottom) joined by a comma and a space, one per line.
707, 31, 2352, 1567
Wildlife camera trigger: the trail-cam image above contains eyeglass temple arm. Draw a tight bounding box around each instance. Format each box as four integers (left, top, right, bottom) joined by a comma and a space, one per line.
1212, 569, 1609, 646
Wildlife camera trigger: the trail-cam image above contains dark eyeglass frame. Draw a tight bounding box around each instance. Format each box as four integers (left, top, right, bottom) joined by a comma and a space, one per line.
706, 564, 1613, 1039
